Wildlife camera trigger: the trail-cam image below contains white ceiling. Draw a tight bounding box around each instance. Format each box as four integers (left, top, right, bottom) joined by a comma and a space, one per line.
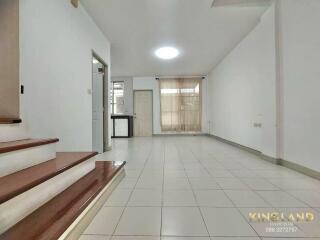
81, 0, 268, 77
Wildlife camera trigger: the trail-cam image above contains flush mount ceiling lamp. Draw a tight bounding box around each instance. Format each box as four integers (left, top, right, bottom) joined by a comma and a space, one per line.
155, 47, 180, 60
211, 0, 270, 7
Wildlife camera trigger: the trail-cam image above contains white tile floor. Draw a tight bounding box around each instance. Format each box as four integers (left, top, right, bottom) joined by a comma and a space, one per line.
80, 136, 320, 240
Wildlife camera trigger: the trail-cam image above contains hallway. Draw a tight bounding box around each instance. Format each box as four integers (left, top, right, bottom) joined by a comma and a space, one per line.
81, 136, 320, 239
1, 1, 320, 239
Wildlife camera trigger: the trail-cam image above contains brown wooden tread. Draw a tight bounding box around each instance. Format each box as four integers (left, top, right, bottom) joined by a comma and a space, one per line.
0, 118, 22, 124
0, 138, 59, 154
0, 152, 98, 204
0, 161, 126, 240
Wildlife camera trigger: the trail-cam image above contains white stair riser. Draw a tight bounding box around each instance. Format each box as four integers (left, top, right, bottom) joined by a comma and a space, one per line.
0, 144, 57, 177
0, 158, 96, 234
0, 125, 27, 143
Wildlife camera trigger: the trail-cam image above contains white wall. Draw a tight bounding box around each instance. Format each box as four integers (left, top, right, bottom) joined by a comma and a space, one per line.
19, 0, 111, 151
207, 4, 277, 157
278, 0, 320, 171
207, 0, 320, 172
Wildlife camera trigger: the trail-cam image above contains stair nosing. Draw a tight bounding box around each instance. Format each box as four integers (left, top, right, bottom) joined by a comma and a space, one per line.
0, 151, 98, 204
0, 118, 22, 124
0, 161, 126, 240
0, 138, 59, 154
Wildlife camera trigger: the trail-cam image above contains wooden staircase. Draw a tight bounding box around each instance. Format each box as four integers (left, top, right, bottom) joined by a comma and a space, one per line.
0, 138, 125, 240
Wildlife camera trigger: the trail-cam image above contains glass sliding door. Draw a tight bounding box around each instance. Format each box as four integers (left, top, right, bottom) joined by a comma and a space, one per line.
159, 78, 201, 132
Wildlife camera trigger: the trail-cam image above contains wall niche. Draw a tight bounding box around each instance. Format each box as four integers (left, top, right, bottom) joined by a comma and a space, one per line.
0, 0, 19, 118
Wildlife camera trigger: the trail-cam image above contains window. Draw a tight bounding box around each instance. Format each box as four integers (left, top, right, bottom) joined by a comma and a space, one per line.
159, 78, 201, 132
110, 81, 125, 114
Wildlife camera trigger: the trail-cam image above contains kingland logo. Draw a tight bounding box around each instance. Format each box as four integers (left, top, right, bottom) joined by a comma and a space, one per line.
249, 211, 315, 222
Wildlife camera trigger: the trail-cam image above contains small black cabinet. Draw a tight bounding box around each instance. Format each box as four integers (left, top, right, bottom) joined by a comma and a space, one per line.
111, 115, 133, 138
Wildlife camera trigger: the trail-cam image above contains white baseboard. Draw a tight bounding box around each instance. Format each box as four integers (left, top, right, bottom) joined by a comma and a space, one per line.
207, 134, 320, 180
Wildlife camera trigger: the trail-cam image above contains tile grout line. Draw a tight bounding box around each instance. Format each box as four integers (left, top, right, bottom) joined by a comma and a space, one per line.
210, 138, 318, 235
88, 137, 320, 239
254, 174, 316, 237
175, 140, 211, 238
110, 144, 154, 237
188, 141, 277, 239
255, 189, 315, 237
159, 138, 166, 238
192, 139, 311, 238
188, 140, 262, 239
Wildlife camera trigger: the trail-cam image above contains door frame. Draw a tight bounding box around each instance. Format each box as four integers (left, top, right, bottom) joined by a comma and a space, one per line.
133, 90, 153, 136
92, 51, 109, 152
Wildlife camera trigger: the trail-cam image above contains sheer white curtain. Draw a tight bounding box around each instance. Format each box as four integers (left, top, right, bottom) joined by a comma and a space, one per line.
159, 78, 202, 132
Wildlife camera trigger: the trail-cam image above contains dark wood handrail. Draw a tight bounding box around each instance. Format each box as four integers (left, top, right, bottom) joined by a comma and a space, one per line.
0, 118, 22, 124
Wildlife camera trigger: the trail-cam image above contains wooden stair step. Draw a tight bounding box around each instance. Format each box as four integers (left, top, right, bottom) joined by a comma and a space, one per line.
0, 118, 22, 124
0, 161, 126, 240
0, 152, 98, 204
0, 138, 59, 154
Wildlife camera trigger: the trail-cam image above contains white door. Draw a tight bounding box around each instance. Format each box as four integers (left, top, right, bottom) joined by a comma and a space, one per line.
92, 58, 104, 153
134, 91, 153, 137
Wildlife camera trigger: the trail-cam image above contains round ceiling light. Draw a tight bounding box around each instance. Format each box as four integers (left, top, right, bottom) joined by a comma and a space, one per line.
155, 47, 180, 60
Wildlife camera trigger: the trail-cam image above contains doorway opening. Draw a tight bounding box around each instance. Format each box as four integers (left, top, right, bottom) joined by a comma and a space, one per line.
92, 53, 108, 153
